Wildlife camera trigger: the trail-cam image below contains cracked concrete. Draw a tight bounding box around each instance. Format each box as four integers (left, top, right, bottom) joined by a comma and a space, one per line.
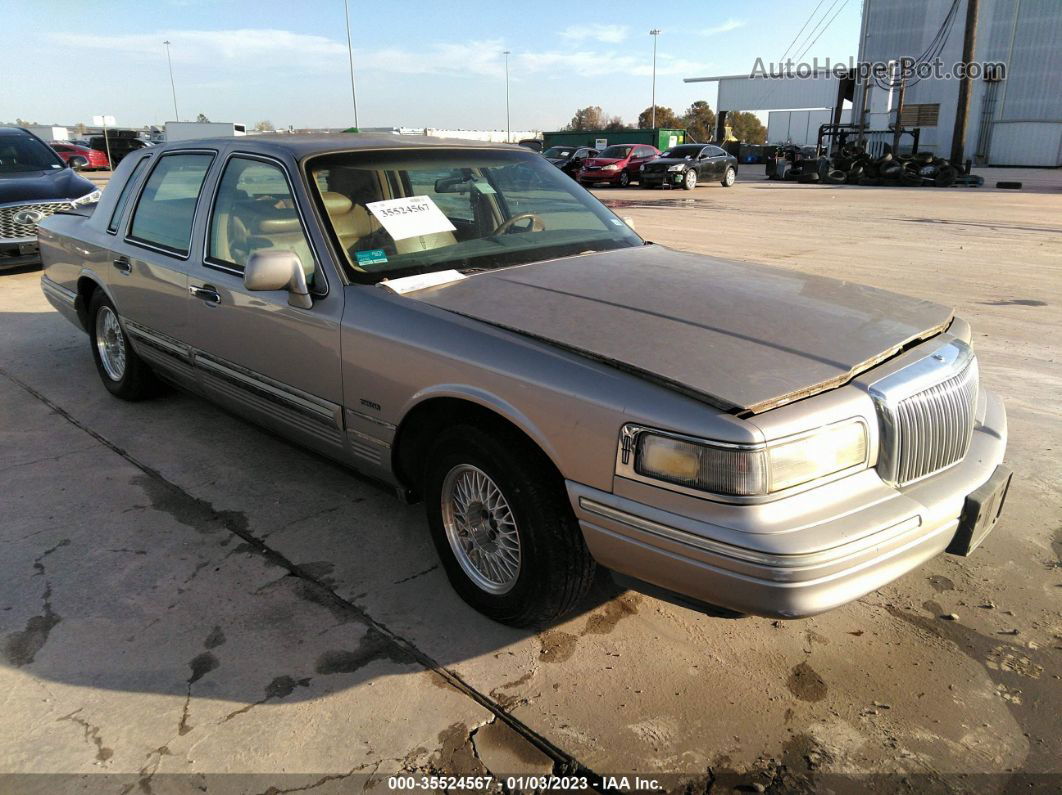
1, 178, 1060, 789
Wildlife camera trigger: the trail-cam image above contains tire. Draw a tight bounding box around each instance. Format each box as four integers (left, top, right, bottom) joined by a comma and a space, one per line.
881, 162, 902, 178
682, 169, 697, 190
618, 171, 630, 188
69, 156, 88, 170
825, 169, 847, 185
89, 291, 158, 400
797, 171, 820, 183
423, 424, 596, 627
935, 166, 957, 187
720, 166, 736, 187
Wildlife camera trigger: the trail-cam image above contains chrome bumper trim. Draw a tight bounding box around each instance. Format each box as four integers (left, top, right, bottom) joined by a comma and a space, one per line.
578, 496, 921, 570
40, 276, 77, 307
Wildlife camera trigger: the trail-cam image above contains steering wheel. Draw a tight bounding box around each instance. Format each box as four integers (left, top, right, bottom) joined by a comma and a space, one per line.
492, 213, 546, 236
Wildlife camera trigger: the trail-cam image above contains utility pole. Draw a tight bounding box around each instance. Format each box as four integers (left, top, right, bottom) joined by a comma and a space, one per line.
950, 0, 979, 168
649, 29, 660, 128
343, 0, 360, 130
163, 41, 179, 121
503, 50, 511, 143
892, 59, 908, 155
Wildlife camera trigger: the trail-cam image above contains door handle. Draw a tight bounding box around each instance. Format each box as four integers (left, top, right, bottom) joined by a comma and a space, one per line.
189, 284, 221, 305
112, 257, 131, 275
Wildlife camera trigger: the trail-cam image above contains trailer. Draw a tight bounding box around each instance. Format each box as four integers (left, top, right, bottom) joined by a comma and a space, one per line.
163, 121, 247, 142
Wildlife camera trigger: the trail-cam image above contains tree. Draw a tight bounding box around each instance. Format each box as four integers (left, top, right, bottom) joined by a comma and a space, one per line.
636, 105, 680, 129
726, 111, 767, 144
682, 100, 716, 142
562, 106, 606, 131
195, 113, 210, 123
254, 120, 273, 132
602, 114, 629, 132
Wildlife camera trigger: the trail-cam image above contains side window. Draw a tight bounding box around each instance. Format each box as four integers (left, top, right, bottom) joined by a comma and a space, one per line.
208, 157, 316, 285
107, 156, 150, 234
129, 153, 214, 255
708, 145, 726, 157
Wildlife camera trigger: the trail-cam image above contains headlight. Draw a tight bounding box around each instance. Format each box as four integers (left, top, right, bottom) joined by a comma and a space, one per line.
70, 190, 102, 207
602, 164, 619, 171
640, 165, 646, 171
667, 164, 685, 172
627, 420, 868, 497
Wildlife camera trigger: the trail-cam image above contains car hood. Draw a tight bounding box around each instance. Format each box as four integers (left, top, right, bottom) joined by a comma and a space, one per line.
0, 168, 96, 204
584, 158, 625, 168
403, 246, 953, 413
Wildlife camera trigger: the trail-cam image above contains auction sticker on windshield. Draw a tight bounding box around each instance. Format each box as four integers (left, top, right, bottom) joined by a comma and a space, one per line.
366, 195, 457, 241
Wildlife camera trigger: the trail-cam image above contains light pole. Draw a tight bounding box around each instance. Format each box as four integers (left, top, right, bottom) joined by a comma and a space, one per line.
343, 0, 360, 130
503, 50, 511, 142
163, 40, 179, 121
649, 29, 660, 128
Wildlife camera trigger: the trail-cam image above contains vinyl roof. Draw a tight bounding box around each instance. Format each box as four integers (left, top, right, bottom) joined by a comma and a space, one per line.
159, 133, 524, 159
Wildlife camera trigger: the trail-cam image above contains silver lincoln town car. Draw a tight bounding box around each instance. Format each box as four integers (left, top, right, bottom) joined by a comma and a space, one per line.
38, 135, 1011, 627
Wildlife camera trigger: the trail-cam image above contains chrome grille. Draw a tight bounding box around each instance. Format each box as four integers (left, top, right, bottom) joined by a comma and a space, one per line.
0, 202, 69, 240
870, 339, 979, 486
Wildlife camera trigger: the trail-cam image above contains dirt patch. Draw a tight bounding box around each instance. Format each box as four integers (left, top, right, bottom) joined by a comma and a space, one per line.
786, 662, 828, 702
538, 630, 578, 664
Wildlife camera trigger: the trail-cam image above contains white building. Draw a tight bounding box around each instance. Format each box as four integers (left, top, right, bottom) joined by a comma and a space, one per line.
687, 0, 1062, 166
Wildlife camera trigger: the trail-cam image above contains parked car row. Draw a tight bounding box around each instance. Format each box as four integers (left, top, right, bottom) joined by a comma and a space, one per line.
543, 142, 739, 190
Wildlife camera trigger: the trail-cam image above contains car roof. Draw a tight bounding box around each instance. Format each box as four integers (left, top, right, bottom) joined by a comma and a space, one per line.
0, 126, 32, 137
152, 133, 524, 161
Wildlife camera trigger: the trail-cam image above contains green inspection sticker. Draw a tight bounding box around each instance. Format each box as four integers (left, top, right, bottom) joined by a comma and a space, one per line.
355, 249, 388, 266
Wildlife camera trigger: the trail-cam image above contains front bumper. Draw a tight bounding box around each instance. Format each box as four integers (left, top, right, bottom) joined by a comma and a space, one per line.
569, 390, 1008, 618
579, 170, 624, 184
640, 171, 686, 187
0, 238, 41, 270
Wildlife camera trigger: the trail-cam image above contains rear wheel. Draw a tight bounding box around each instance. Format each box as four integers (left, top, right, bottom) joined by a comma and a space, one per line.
89, 291, 158, 400
721, 166, 736, 187
423, 425, 595, 627
683, 170, 697, 190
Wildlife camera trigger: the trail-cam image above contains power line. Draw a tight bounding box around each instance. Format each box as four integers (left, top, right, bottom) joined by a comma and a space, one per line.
778, 0, 830, 64
792, 0, 851, 64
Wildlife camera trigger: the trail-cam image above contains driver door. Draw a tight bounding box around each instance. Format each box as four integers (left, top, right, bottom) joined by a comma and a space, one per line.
184, 152, 347, 459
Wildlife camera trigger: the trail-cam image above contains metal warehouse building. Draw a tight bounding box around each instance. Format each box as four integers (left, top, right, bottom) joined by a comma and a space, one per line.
688, 0, 1062, 167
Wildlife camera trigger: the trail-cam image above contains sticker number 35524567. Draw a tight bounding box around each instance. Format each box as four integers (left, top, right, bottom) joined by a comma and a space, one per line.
366, 196, 457, 241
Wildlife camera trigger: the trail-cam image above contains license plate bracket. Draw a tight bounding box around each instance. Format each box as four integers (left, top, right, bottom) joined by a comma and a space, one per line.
947, 465, 1012, 556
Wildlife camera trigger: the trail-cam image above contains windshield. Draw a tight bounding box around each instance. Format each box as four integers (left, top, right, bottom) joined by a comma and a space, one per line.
0, 133, 66, 174
659, 145, 703, 159
308, 148, 643, 283
542, 147, 575, 159
597, 146, 632, 159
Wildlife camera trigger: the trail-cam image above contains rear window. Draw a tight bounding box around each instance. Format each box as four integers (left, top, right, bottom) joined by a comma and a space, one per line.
108, 156, 151, 234
128, 153, 214, 255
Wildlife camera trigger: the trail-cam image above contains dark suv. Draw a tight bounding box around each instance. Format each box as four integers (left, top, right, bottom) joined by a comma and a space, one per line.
0, 126, 99, 270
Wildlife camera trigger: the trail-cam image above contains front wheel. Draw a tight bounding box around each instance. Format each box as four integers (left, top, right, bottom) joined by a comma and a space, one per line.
683, 169, 698, 190
721, 166, 736, 187
618, 171, 630, 188
423, 425, 596, 627
89, 291, 158, 400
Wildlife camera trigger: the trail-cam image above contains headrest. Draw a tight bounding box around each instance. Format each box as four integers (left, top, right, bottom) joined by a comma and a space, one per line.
321, 191, 353, 215
256, 216, 302, 234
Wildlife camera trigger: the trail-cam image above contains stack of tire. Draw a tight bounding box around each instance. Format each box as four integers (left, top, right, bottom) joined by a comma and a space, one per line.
780, 145, 960, 188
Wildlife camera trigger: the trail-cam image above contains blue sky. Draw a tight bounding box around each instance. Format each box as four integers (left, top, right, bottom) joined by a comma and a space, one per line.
3, 0, 863, 131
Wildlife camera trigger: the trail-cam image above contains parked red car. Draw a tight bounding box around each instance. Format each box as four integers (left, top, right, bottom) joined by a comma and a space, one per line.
577, 144, 660, 188
49, 142, 110, 171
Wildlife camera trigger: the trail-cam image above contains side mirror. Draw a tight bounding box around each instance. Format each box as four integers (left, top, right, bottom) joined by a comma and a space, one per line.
244, 250, 312, 309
